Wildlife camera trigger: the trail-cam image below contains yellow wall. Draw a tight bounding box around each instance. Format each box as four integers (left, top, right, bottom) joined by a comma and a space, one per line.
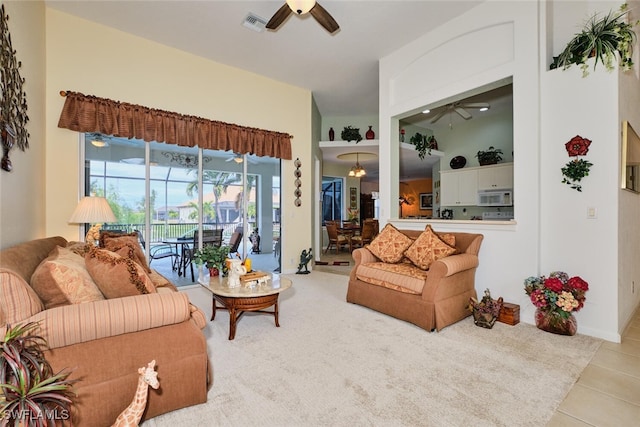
44, 9, 313, 272
0, 1, 46, 248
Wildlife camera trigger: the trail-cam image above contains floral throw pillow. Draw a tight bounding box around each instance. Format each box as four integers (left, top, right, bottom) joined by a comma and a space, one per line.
367, 224, 413, 263
85, 247, 156, 299
404, 225, 457, 270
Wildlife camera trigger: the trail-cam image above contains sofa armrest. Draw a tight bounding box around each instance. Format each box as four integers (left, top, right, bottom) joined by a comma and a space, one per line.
350, 248, 378, 281
1, 292, 193, 349
352, 247, 378, 266
421, 253, 479, 301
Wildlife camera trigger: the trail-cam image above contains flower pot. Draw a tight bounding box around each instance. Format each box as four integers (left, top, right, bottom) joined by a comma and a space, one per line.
535, 308, 577, 336
209, 267, 220, 277
472, 309, 497, 329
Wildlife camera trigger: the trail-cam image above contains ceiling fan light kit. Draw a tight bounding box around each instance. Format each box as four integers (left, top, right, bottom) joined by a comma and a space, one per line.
286, 0, 315, 15
266, 0, 339, 34
90, 134, 108, 148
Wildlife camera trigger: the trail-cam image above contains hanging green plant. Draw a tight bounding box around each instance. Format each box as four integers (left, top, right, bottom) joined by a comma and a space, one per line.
341, 126, 362, 143
408, 132, 435, 160
550, 3, 639, 77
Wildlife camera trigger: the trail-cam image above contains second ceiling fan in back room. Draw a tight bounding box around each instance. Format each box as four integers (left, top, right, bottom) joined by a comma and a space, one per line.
266, 0, 339, 34
429, 102, 490, 124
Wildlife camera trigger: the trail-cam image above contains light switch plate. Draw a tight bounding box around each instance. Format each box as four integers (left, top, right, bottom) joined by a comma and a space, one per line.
587, 207, 597, 219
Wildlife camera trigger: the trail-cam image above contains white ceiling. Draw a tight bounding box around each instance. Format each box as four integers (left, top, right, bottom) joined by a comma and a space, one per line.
46, 0, 484, 117
47, 0, 504, 182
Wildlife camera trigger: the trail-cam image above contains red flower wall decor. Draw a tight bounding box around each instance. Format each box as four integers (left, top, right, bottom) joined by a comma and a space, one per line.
565, 135, 591, 157
561, 135, 593, 192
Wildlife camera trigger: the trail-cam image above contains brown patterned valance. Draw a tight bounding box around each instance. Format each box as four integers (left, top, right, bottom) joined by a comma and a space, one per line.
57, 91, 292, 160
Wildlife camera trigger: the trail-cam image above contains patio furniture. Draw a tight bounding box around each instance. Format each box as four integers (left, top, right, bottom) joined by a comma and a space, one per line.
135, 229, 180, 270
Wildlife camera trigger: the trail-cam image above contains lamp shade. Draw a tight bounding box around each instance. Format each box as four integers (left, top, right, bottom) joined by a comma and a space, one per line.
69, 196, 116, 224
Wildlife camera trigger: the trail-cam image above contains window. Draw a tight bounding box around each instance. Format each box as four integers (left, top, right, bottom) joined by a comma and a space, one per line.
83, 134, 281, 276
322, 177, 343, 224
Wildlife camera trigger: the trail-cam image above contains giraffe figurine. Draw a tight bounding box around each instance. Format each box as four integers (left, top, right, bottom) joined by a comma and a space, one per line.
112, 360, 160, 427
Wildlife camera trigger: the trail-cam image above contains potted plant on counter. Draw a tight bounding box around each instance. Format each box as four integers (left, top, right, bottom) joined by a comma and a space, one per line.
193, 245, 230, 277
475, 146, 503, 166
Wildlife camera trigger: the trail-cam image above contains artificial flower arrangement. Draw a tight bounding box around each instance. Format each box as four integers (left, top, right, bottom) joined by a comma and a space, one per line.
347, 208, 359, 222
524, 271, 589, 335
561, 135, 593, 192
468, 288, 503, 329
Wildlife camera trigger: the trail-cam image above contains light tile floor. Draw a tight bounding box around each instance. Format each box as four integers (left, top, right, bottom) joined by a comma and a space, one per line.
548, 309, 640, 426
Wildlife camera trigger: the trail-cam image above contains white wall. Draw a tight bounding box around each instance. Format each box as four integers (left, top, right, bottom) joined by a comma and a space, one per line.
541, 63, 620, 341
44, 9, 313, 273
0, 1, 46, 248
380, 1, 542, 332
380, 0, 640, 341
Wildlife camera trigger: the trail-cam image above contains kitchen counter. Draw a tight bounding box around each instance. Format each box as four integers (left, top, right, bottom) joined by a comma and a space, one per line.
393, 218, 517, 229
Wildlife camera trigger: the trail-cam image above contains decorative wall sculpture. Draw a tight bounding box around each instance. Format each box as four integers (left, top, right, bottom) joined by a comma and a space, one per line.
0, 5, 29, 172
294, 158, 302, 206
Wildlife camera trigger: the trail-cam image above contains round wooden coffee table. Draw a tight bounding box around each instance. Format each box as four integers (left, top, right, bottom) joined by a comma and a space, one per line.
199, 273, 292, 340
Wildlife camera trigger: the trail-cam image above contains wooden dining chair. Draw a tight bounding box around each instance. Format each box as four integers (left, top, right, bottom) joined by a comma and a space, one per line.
325, 222, 351, 254
351, 220, 375, 249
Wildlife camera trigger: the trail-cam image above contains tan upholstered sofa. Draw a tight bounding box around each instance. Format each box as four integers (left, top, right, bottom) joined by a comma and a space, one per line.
347, 226, 484, 331
0, 236, 211, 426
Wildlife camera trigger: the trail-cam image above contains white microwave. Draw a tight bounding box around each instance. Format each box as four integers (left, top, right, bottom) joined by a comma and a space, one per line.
477, 190, 513, 207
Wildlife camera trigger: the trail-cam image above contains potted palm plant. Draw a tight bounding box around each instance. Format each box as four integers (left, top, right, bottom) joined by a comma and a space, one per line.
193, 245, 230, 277
1, 322, 76, 426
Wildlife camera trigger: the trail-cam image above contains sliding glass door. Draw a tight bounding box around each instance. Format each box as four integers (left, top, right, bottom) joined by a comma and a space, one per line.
83, 133, 281, 281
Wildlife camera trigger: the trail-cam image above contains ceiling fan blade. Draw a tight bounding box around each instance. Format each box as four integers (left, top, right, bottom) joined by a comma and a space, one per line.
309, 2, 339, 33
430, 109, 448, 124
460, 102, 489, 109
455, 107, 472, 120
266, 3, 292, 30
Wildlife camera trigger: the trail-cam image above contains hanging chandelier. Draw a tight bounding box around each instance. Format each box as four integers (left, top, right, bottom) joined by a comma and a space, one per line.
348, 153, 366, 178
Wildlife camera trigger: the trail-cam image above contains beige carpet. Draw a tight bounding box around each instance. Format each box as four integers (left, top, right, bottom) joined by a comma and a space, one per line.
145, 272, 601, 427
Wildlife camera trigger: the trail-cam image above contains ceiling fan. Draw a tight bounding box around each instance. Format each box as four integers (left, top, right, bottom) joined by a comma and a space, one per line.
266, 0, 339, 34
225, 152, 258, 164
430, 102, 490, 124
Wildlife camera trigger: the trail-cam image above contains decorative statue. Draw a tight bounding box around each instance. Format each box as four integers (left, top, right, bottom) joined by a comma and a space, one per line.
296, 248, 313, 274
249, 227, 261, 254
227, 258, 247, 288
85, 223, 102, 245
112, 360, 160, 427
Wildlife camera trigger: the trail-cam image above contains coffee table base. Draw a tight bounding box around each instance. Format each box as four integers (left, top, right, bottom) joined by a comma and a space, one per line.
211, 293, 280, 340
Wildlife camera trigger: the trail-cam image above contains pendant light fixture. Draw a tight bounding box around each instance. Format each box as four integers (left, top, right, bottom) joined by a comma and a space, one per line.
348, 153, 366, 178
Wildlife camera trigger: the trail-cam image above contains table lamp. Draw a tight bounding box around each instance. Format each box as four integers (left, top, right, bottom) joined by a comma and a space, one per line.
68, 196, 117, 244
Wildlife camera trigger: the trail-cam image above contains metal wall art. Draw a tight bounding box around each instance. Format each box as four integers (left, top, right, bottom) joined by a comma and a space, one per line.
1, 4, 30, 172
294, 158, 302, 206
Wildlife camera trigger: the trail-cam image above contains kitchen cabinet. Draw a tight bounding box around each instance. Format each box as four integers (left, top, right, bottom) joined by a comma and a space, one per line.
477, 163, 513, 190
440, 169, 478, 206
